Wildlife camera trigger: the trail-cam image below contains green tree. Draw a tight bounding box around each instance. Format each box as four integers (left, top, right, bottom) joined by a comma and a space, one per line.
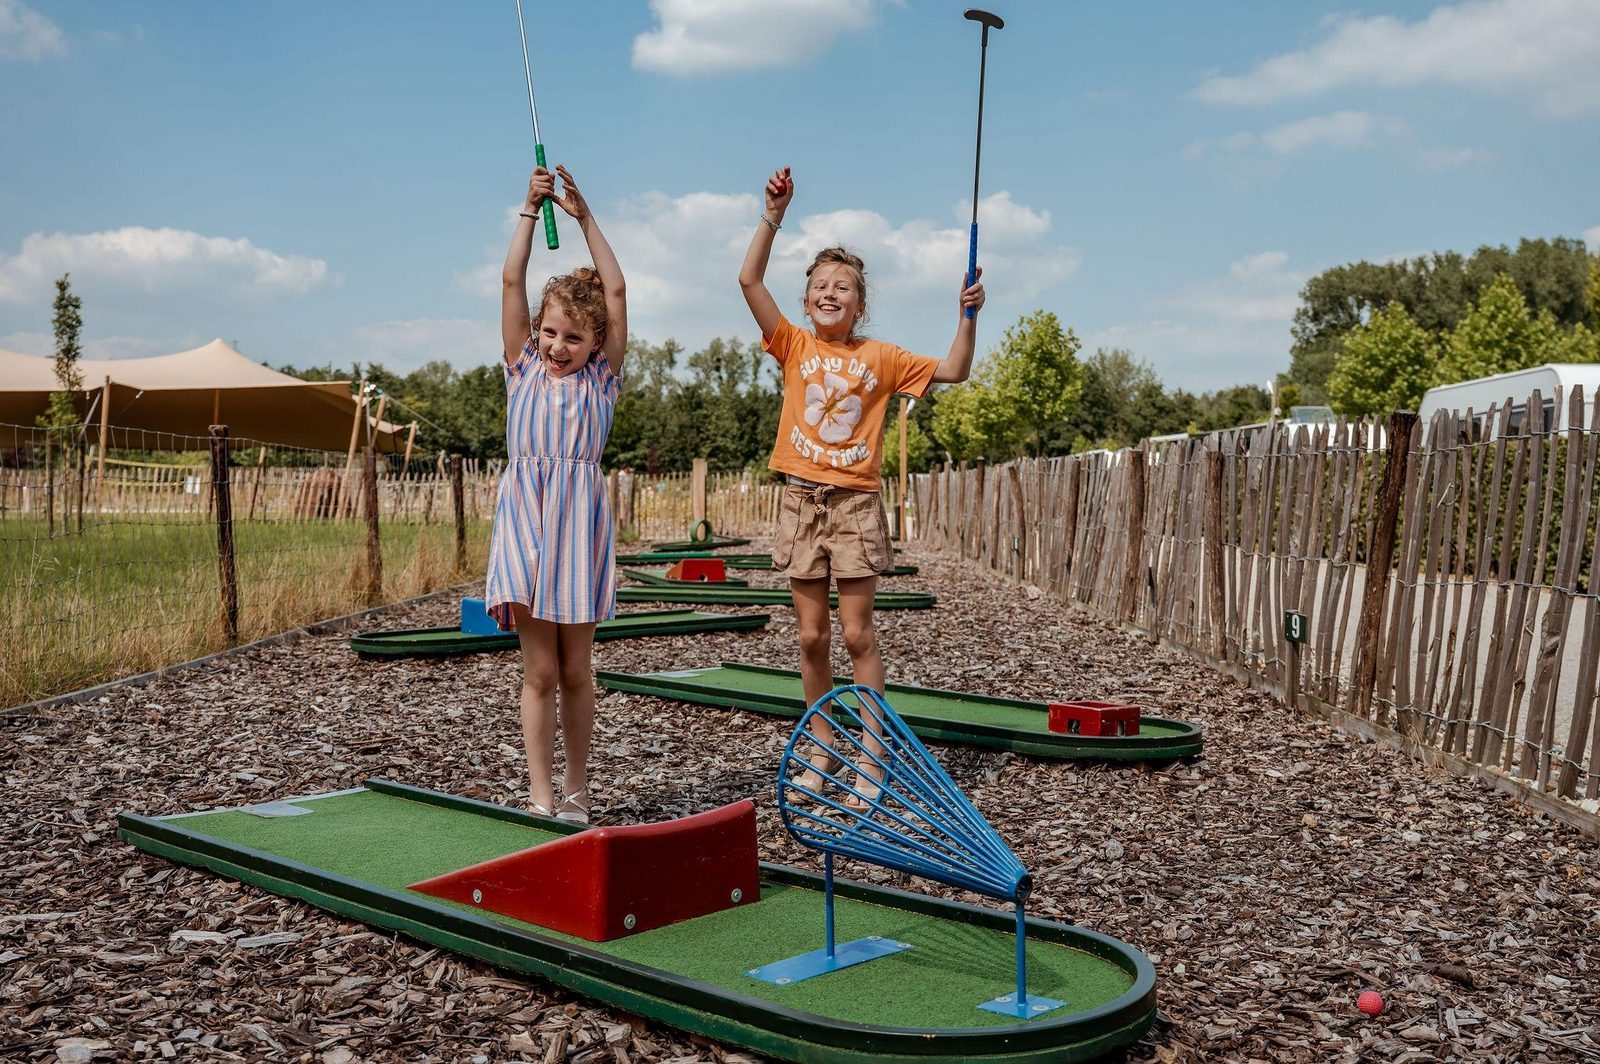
1287, 238, 1597, 399
1325, 301, 1438, 415
984, 310, 1084, 456
1437, 274, 1561, 384
929, 373, 1004, 462
38, 274, 85, 437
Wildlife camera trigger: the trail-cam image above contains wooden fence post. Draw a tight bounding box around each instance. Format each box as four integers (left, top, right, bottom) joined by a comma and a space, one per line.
1122, 444, 1148, 625
209, 425, 239, 641
451, 455, 466, 573
363, 445, 382, 605
1204, 449, 1226, 659
1350, 410, 1418, 720
1062, 459, 1082, 595
691, 458, 708, 528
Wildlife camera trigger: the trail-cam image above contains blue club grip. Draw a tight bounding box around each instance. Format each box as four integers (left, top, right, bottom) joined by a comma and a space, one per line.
965, 221, 978, 320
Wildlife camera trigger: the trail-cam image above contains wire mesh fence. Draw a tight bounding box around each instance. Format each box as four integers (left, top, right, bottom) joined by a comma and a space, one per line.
1, 421, 497, 707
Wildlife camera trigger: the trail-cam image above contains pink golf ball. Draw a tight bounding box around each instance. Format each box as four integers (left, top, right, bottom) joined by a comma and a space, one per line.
1357, 990, 1384, 1017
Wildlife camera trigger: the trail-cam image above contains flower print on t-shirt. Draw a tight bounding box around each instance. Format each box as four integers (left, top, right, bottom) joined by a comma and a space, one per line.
805, 371, 863, 444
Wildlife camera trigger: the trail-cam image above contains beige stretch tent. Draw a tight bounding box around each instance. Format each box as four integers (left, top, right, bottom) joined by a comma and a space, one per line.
0, 339, 404, 452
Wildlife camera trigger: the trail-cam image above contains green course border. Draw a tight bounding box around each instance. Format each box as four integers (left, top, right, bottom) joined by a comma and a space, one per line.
117, 780, 1156, 1063
595, 663, 1203, 761
617, 586, 936, 610
623, 568, 752, 588
651, 536, 752, 553
349, 610, 771, 659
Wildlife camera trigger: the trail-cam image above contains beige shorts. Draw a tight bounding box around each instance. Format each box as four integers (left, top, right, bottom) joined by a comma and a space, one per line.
772, 483, 893, 581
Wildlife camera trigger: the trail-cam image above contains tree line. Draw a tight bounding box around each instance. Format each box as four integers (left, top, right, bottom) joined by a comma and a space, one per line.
283, 317, 1271, 475
1284, 237, 1600, 416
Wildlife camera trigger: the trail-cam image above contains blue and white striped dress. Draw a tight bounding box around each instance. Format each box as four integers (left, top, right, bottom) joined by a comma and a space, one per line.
484, 338, 621, 629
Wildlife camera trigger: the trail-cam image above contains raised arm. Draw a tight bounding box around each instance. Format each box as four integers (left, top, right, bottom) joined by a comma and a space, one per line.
551, 165, 628, 373
931, 267, 986, 383
738, 167, 793, 343
502, 168, 556, 366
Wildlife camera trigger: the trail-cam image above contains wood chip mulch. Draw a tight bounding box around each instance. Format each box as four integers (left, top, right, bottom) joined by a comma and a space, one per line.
2, 542, 1597, 1063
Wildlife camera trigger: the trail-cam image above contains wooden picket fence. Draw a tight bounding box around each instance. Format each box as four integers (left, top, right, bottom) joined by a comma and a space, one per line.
914, 388, 1600, 821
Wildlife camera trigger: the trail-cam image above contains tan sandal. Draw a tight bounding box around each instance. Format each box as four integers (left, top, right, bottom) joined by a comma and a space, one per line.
793, 754, 843, 792
843, 776, 883, 812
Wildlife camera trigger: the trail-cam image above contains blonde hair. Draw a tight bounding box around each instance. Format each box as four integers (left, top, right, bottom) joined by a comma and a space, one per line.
532, 265, 607, 339
802, 246, 869, 343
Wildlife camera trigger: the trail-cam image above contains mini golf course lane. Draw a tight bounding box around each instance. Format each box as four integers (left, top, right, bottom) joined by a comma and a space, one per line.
650, 535, 752, 553
349, 610, 770, 658
622, 567, 752, 588
616, 586, 936, 610
118, 782, 1157, 1063
616, 551, 918, 576
596, 663, 1204, 761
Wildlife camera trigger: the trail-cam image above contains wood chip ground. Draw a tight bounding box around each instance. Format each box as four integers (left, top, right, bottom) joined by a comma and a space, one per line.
3, 545, 1596, 1062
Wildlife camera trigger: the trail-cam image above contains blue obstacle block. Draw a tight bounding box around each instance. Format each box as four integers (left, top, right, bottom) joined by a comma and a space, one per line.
764, 685, 1068, 1018
460, 597, 499, 636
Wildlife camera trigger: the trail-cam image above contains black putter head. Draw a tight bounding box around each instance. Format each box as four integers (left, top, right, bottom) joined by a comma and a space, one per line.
964, 8, 1004, 30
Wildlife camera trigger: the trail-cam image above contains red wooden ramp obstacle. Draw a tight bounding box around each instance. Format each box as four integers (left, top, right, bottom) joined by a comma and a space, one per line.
408, 800, 760, 942
1047, 700, 1141, 737
666, 557, 728, 582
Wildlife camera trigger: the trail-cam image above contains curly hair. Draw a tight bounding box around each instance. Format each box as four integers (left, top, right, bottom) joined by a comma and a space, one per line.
802, 246, 870, 342
532, 265, 608, 339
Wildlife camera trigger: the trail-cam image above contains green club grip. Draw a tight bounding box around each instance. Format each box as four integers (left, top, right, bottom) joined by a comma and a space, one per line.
534, 143, 559, 250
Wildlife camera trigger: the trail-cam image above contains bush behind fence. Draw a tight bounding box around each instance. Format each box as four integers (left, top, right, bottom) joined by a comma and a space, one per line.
914, 386, 1600, 811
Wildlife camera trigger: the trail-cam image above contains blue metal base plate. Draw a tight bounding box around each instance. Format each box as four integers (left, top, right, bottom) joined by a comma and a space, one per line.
978, 991, 1069, 1019
747, 935, 913, 985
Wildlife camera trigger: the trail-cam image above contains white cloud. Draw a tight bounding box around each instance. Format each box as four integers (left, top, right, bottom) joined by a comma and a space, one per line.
351, 318, 502, 371
0, 0, 65, 61
1259, 111, 1406, 154
1191, 0, 1600, 118
1187, 111, 1405, 162
1088, 252, 1311, 389
1585, 225, 1600, 253
1413, 145, 1492, 169
0, 227, 333, 305
461, 187, 1079, 359
633, 0, 882, 76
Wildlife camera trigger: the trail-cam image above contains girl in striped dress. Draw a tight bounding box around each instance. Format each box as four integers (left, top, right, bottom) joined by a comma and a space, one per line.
486, 164, 626, 824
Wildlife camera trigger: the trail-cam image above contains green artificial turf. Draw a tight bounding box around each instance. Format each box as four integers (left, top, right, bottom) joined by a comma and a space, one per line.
174, 789, 1135, 1030
613, 665, 1196, 740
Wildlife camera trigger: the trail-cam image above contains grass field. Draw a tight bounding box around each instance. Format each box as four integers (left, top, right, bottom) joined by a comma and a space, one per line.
0, 515, 491, 707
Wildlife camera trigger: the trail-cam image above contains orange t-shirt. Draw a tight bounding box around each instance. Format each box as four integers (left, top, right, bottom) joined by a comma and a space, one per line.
763, 314, 940, 492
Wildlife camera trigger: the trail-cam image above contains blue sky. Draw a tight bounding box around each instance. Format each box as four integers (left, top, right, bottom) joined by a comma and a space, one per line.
1, 0, 1597, 392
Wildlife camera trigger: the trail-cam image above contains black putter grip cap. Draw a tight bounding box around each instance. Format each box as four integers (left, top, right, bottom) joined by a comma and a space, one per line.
964, 8, 1004, 29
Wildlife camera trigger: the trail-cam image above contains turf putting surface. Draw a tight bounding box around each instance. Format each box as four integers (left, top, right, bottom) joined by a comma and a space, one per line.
118, 781, 1155, 1062
349, 610, 769, 658
617, 586, 936, 609
597, 663, 1204, 761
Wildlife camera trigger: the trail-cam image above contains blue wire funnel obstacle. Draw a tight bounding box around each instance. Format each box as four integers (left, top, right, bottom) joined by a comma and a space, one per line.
751, 685, 1066, 1019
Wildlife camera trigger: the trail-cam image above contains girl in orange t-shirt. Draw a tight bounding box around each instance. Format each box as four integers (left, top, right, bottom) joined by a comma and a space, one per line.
738, 165, 985, 803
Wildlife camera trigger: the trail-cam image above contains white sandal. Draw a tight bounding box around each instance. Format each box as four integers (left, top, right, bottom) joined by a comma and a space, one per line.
556, 786, 591, 825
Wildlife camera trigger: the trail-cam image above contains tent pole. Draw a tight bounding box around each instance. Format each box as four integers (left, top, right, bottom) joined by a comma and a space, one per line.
343, 379, 366, 518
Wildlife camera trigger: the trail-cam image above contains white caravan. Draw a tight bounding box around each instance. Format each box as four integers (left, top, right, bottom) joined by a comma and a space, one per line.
1418, 364, 1600, 439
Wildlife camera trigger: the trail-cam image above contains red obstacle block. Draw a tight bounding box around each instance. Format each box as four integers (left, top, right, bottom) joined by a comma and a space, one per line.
408, 800, 760, 941
666, 557, 727, 582
1047, 700, 1141, 737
